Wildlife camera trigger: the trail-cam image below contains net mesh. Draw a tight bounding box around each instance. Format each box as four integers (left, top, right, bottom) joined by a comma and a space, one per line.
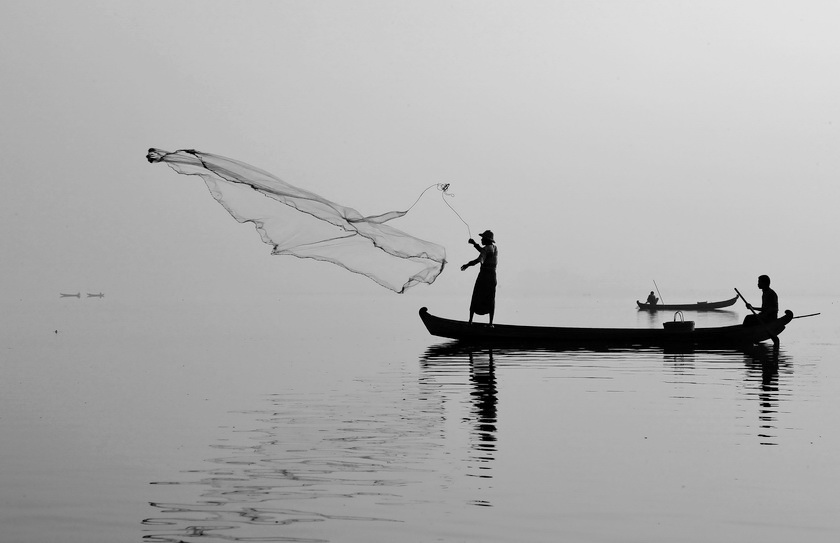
146, 148, 447, 293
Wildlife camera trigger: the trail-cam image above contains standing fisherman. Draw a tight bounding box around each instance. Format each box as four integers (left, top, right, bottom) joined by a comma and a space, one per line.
461, 230, 498, 325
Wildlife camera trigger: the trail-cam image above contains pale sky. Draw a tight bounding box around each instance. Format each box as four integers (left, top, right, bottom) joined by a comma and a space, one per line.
2, 1, 838, 305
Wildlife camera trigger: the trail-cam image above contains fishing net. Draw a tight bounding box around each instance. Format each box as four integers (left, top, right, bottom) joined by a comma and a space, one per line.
146, 148, 447, 293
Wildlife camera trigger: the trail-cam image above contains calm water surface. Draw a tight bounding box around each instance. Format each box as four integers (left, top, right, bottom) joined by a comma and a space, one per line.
1, 293, 838, 542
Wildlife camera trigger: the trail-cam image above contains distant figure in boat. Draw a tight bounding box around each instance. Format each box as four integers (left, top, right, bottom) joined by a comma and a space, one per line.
743, 274, 778, 326
646, 291, 658, 306
461, 230, 497, 325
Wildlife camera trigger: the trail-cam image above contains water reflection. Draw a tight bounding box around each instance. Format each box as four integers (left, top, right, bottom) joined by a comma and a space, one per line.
742, 344, 793, 446
468, 350, 498, 466
143, 385, 445, 542
426, 340, 794, 450
420, 344, 498, 489
143, 341, 796, 541
663, 343, 793, 445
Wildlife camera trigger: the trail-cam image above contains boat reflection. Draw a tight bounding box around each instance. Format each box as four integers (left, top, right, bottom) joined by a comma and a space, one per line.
425, 340, 794, 450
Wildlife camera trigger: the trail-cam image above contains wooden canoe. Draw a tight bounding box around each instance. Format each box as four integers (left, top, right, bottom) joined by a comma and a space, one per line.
636, 295, 739, 311
419, 307, 792, 348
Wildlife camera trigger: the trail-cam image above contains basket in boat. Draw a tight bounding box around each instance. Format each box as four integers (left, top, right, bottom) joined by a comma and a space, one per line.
663, 311, 695, 331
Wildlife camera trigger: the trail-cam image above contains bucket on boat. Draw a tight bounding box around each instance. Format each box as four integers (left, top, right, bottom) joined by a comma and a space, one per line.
663, 311, 695, 331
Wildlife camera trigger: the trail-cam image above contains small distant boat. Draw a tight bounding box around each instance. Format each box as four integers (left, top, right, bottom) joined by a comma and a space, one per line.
60, 292, 80, 298
419, 307, 792, 348
87, 292, 104, 298
636, 295, 739, 311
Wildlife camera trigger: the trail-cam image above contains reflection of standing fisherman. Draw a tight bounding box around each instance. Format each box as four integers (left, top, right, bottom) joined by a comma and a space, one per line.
461, 230, 498, 325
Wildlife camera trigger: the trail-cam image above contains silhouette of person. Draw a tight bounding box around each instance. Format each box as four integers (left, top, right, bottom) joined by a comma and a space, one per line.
461, 230, 497, 325
646, 291, 658, 305
743, 274, 779, 326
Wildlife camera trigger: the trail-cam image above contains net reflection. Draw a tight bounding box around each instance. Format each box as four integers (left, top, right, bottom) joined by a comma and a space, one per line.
142, 385, 444, 542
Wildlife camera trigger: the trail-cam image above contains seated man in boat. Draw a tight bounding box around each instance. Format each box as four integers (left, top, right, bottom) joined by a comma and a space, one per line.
646, 291, 658, 305
743, 274, 778, 326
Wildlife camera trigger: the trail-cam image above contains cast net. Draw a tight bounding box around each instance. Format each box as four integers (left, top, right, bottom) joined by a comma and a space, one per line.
146, 148, 448, 293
